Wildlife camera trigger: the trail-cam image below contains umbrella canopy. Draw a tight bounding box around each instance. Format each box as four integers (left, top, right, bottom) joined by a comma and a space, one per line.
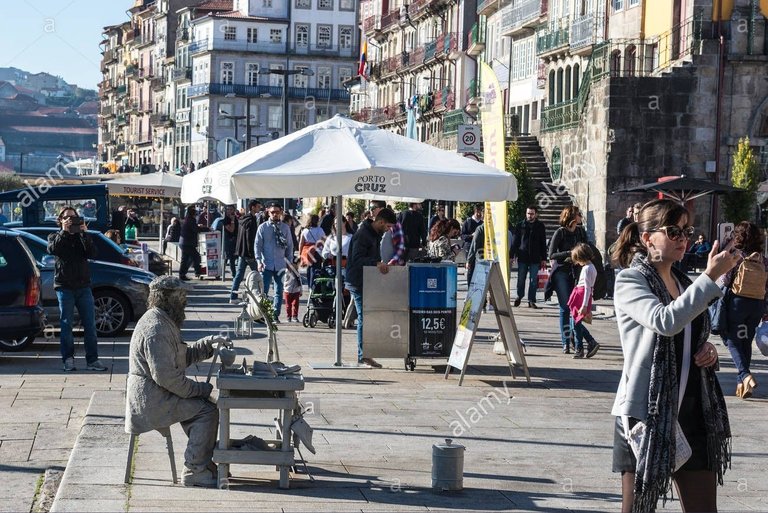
181, 115, 517, 204
615, 175, 743, 202
64, 158, 99, 170
108, 172, 183, 199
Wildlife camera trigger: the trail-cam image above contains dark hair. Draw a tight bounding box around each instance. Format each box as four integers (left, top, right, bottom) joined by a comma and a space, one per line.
345, 211, 355, 218
570, 243, 593, 265
526, 204, 538, 213
369, 200, 386, 210
731, 221, 764, 255
430, 219, 448, 242
266, 202, 282, 210
104, 229, 122, 244
58, 207, 77, 220
304, 214, 319, 229
282, 213, 294, 224
375, 207, 397, 224
186, 205, 196, 217
559, 205, 580, 227
248, 200, 259, 210
611, 198, 689, 268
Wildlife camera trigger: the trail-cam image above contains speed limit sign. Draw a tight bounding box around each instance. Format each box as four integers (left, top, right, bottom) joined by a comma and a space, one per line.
458, 125, 480, 152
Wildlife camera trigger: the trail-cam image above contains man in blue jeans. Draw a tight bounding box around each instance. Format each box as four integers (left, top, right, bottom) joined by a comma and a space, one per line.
510, 205, 548, 309
47, 207, 108, 372
345, 206, 397, 367
230, 200, 262, 304
255, 203, 294, 322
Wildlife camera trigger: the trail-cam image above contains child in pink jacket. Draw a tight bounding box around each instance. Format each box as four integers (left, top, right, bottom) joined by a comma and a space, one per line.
566, 243, 600, 359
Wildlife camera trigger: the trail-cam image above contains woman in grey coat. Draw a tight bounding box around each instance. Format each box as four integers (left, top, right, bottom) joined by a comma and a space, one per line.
610, 199, 739, 513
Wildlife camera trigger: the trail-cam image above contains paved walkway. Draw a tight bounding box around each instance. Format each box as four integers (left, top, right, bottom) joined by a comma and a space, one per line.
1, 270, 766, 512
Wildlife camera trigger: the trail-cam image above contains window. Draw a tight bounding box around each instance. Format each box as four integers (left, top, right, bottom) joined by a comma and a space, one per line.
292, 107, 307, 131
317, 25, 332, 48
294, 66, 309, 88
218, 103, 234, 127
247, 27, 258, 43
317, 66, 331, 89
316, 106, 329, 122
319, 0, 332, 9
270, 29, 282, 43
263, 0, 272, 6
629, 0, 639, 5
224, 26, 236, 40
338, 67, 352, 87
269, 64, 284, 86
296, 24, 309, 48
340, 0, 353, 10
612, 0, 623, 11
339, 26, 352, 49
296, 0, 311, 7
247, 63, 259, 86
221, 62, 234, 84
268, 105, 282, 128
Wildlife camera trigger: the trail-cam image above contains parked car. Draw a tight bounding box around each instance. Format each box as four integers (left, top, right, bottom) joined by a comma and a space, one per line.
17, 227, 167, 276
12, 230, 153, 342
0, 229, 45, 351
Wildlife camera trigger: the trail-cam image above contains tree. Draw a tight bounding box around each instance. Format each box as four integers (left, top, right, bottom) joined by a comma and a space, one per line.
344, 199, 366, 221
722, 137, 760, 223
505, 142, 535, 227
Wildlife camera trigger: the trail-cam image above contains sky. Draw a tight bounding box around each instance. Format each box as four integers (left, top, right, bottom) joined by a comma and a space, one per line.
0, 1, 129, 90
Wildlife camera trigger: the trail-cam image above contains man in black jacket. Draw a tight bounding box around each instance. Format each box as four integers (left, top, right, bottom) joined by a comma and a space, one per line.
345, 207, 397, 368
461, 205, 484, 253
320, 204, 336, 236
510, 205, 548, 308
47, 207, 107, 372
229, 200, 261, 303
179, 205, 203, 281
399, 203, 427, 261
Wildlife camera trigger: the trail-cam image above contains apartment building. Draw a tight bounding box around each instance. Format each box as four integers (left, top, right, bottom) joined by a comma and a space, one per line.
186, 0, 357, 165
353, 0, 477, 149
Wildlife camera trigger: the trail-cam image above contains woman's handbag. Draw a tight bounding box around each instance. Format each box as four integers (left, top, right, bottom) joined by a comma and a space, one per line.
756, 321, 768, 357
708, 286, 729, 336
300, 243, 321, 267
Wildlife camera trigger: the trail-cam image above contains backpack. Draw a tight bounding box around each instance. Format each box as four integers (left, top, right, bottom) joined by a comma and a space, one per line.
731, 252, 767, 300
587, 242, 607, 300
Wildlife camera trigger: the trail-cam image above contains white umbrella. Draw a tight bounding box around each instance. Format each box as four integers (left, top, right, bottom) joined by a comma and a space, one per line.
108, 172, 183, 246
181, 115, 518, 368
181, 115, 517, 204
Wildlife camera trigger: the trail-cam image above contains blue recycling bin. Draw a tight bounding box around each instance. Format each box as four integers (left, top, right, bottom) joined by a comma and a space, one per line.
408, 263, 458, 362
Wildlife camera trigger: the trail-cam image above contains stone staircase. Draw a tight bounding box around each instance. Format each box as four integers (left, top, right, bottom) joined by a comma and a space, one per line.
513, 135, 573, 238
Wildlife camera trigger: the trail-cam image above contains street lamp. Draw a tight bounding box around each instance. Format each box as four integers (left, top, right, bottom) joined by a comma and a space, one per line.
258, 67, 315, 138
218, 107, 247, 158
224, 92, 260, 151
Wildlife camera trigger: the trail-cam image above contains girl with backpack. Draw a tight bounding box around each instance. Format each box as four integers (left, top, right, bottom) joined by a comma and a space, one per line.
566, 243, 600, 359
718, 221, 768, 399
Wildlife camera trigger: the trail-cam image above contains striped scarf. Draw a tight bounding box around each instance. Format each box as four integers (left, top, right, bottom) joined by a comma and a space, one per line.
630, 254, 731, 512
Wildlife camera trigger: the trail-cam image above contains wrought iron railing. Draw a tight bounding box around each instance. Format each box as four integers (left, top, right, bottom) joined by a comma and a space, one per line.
536, 21, 569, 55
443, 109, 465, 135
501, 0, 546, 35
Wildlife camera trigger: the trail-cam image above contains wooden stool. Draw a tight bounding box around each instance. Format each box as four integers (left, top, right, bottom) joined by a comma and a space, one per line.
124, 427, 177, 484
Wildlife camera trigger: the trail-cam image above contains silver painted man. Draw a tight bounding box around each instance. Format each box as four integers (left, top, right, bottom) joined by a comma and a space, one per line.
124, 275, 228, 487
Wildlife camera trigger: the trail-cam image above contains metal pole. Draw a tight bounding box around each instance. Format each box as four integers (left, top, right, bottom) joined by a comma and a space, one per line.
283, 74, 289, 212
334, 194, 343, 366
245, 97, 252, 150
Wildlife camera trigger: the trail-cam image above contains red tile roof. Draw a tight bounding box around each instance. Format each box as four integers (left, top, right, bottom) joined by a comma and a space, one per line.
195, 0, 233, 10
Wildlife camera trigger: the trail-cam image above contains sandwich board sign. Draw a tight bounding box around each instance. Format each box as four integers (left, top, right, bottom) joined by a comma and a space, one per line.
445, 260, 530, 386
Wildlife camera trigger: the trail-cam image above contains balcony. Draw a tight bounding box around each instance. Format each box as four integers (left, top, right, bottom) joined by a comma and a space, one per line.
103, 48, 117, 63
478, 0, 511, 16
138, 68, 154, 80
288, 43, 355, 58
363, 15, 381, 35
150, 77, 165, 90
116, 85, 127, 96
541, 99, 578, 132
176, 28, 189, 42
189, 38, 287, 55
424, 40, 437, 62
500, 0, 547, 37
467, 23, 486, 56
116, 143, 126, 153
150, 113, 173, 126
172, 66, 192, 82
125, 65, 138, 78
537, 22, 570, 57
570, 14, 605, 51
188, 83, 350, 102
101, 105, 114, 117
117, 115, 127, 126
443, 109, 465, 135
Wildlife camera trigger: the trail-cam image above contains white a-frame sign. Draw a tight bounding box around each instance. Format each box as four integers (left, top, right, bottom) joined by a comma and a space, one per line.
445, 260, 531, 386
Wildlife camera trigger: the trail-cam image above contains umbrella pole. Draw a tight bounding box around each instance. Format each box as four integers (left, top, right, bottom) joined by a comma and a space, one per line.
159, 199, 164, 255
335, 194, 343, 367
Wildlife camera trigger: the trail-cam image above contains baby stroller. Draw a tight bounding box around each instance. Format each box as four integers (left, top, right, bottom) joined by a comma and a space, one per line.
303, 266, 344, 328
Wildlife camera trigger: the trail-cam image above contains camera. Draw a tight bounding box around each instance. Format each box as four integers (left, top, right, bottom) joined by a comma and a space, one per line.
68, 217, 84, 234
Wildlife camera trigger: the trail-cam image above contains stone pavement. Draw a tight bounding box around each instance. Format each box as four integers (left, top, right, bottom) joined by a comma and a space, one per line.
1, 269, 767, 513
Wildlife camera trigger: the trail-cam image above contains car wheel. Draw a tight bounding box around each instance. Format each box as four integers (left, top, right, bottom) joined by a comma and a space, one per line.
93, 290, 130, 337
0, 336, 36, 352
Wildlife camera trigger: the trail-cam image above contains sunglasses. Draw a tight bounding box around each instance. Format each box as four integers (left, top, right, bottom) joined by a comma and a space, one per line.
653, 225, 695, 241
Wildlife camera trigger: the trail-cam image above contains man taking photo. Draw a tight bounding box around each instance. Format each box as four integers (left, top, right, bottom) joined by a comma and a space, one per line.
47, 208, 107, 372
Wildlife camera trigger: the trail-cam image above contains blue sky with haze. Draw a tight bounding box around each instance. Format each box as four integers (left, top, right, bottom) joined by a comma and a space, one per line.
0, 1, 127, 90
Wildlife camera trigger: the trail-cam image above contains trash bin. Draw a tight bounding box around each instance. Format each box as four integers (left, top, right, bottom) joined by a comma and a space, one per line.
406, 263, 457, 370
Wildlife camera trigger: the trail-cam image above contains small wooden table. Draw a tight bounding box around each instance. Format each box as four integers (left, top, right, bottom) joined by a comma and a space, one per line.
214, 370, 304, 489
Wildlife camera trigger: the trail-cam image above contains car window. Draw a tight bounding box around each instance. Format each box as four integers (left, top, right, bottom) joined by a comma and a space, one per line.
17, 234, 48, 263
0, 251, 7, 267
97, 233, 126, 255
42, 199, 99, 223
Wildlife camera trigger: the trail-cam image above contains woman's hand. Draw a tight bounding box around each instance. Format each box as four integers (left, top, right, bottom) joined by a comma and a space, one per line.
694, 342, 718, 368
704, 240, 740, 282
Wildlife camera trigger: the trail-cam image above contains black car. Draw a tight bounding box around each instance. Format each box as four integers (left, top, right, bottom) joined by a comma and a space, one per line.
12, 231, 153, 343
0, 230, 45, 350
17, 227, 167, 275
